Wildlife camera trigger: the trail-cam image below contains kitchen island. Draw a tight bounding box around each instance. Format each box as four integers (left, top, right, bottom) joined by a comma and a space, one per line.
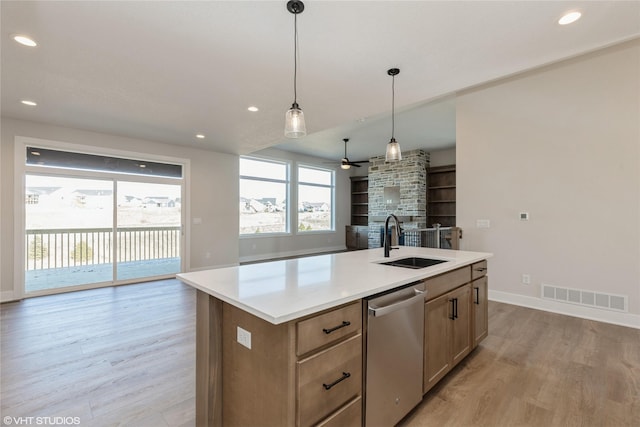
178, 246, 492, 427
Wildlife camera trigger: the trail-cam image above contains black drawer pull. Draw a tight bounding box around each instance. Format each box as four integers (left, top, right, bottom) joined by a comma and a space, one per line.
474, 267, 487, 272
474, 287, 480, 305
323, 321, 351, 334
323, 372, 351, 390
449, 298, 456, 320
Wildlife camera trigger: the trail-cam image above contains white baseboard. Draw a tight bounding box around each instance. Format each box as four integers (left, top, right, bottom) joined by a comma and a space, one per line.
489, 289, 640, 330
1, 290, 20, 303
239, 246, 347, 264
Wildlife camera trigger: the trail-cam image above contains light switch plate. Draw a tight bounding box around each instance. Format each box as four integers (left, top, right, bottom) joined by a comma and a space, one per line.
476, 219, 491, 228
237, 326, 251, 349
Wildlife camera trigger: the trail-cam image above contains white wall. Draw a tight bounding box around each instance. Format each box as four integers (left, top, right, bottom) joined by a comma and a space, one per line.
429, 147, 456, 167
457, 40, 640, 327
238, 147, 350, 262
1, 117, 239, 300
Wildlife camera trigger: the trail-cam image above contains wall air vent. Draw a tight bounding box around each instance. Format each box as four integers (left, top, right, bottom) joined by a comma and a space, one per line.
541, 284, 628, 312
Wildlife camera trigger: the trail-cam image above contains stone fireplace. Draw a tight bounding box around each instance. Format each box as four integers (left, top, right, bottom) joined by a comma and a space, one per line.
368, 149, 430, 247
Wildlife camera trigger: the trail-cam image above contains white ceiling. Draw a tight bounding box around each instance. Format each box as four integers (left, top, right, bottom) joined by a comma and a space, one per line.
2, 1, 639, 162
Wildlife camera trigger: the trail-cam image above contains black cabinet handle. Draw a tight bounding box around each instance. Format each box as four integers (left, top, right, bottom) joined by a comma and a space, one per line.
474, 287, 480, 305
323, 372, 351, 390
449, 299, 455, 320
454, 298, 458, 319
474, 267, 487, 272
323, 321, 351, 334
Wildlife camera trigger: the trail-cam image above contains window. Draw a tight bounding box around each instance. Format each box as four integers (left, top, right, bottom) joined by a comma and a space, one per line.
297, 166, 334, 232
240, 157, 289, 235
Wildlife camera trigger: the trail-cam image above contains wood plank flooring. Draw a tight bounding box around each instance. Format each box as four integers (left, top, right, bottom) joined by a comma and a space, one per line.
1, 280, 196, 427
2, 280, 639, 426
402, 301, 640, 427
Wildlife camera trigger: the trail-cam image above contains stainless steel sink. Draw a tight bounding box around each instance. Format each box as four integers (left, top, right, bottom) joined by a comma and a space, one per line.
379, 257, 447, 269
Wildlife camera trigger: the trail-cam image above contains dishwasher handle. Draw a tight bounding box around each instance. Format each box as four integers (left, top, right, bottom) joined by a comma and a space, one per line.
368, 289, 425, 317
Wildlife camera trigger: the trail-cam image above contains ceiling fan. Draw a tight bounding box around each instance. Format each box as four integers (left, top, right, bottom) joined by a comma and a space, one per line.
337, 138, 368, 169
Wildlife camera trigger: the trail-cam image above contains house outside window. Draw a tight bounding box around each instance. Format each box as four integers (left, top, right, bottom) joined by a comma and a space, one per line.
297, 165, 334, 232
240, 157, 290, 235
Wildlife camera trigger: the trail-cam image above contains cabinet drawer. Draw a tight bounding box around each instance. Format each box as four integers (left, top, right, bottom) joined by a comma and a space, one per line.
297, 302, 362, 356
471, 260, 488, 280
424, 266, 471, 301
316, 396, 362, 427
297, 334, 362, 427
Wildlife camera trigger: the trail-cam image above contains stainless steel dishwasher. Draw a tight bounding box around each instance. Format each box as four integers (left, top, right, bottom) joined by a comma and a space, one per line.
365, 282, 425, 427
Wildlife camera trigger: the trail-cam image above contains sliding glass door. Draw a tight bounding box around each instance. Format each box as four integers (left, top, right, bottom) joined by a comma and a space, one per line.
25, 175, 114, 292
116, 181, 181, 281
24, 176, 183, 293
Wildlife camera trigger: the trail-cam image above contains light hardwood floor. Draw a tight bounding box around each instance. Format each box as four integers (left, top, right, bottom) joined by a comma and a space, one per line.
1, 280, 638, 426
1, 280, 196, 427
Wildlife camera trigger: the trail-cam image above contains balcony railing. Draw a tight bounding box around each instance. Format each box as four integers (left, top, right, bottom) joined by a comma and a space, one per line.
25, 226, 181, 271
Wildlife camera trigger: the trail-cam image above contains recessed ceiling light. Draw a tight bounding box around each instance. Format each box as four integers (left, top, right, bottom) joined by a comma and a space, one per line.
12, 34, 37, 47
21, 100, 37, 106
196, 134, 205, 139
247, 106, 259, 112
31, 151, 41, 156
139, 164, 147, 168
559, 11, 581, 25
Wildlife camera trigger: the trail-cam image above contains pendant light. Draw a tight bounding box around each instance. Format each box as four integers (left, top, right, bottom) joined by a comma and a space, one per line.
284, 1, 306, 138
385, 68, 402, 162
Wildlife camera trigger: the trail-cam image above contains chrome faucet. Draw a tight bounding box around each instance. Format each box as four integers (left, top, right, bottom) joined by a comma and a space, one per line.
383, 214, 401, 257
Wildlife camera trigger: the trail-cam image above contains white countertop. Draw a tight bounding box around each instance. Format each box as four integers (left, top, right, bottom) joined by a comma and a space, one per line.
177, 247, 492, 325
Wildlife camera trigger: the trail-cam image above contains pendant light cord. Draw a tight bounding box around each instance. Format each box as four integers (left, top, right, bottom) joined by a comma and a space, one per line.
391, 74, 395, 139
293, 11, 299, 105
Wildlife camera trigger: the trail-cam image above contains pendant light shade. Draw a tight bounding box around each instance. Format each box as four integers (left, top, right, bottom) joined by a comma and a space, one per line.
285, 1, 306, 138
386, 137, 401, 162
285, 102, 306, 138
385, 68, 402, 162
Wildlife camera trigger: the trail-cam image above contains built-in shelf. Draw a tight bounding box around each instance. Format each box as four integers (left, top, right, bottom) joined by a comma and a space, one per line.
350, 176, 369, 227
429, 185, 456, 190
427, 165, 456, 227
348, 176, 369, 250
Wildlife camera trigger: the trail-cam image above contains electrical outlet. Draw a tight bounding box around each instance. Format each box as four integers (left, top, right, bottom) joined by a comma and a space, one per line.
237, 326, 251, 349
522, 274, 531, 285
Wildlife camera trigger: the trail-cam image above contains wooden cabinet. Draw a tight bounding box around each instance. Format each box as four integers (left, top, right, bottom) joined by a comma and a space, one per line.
350, 176, 368, 226
427, 165, 456, 227
296, 301, 362, 355
450, 285, 472, 365
423, 264, 484, 394
346, 225, 368, 250
424, 293, 453, 390
471, 261, 489, 348
297, 334, 362, 426
424, 283, 471, 393
219, 299, 363, 427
